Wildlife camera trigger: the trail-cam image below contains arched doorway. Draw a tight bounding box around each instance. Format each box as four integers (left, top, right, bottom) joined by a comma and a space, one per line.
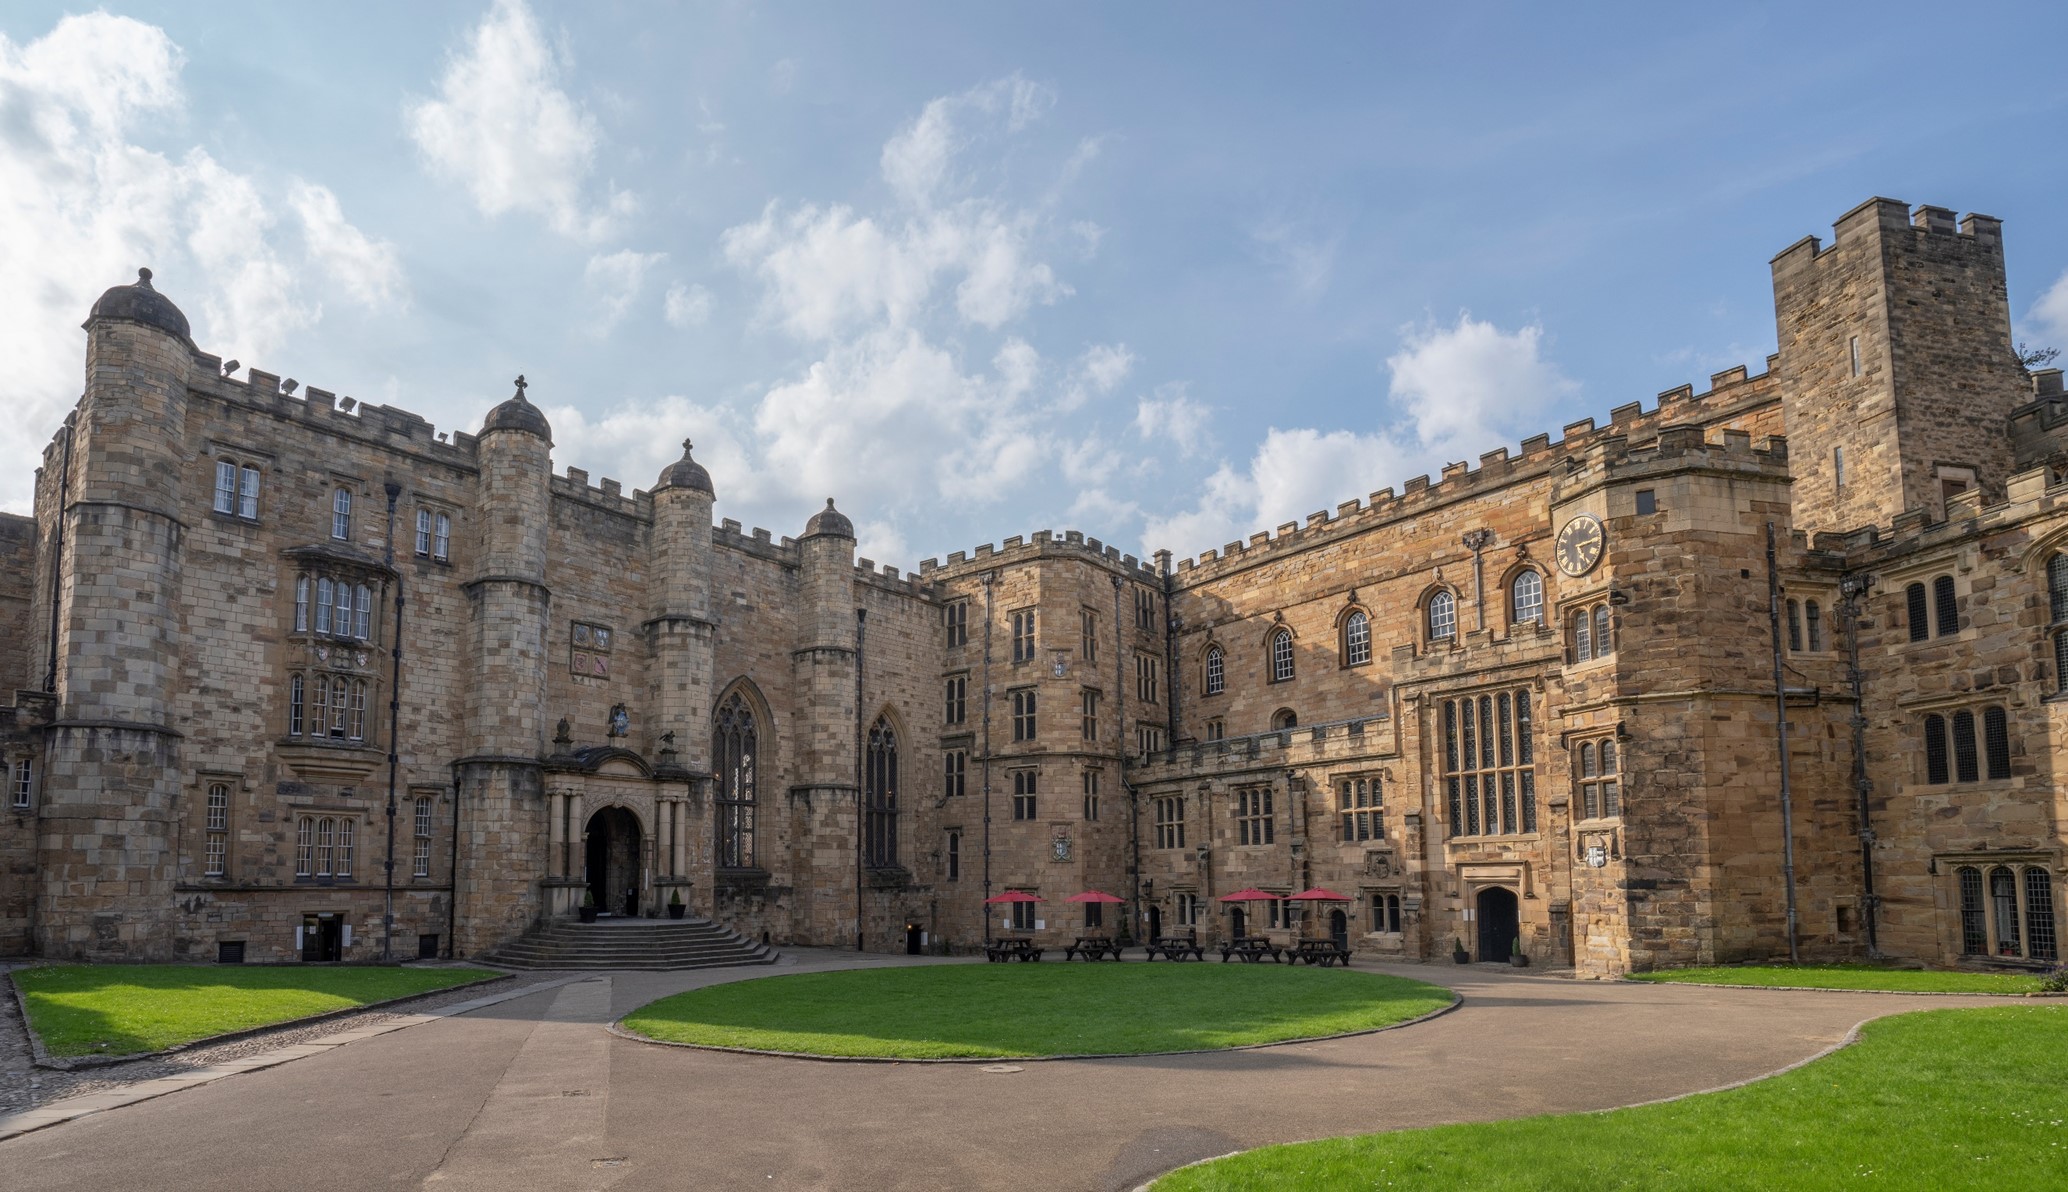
585, 806, 643, 917
1230, 906, 1247, 938
1329, 908, 1349, 951
1476, 886, 1519, 962
1146, 904, 1162, 941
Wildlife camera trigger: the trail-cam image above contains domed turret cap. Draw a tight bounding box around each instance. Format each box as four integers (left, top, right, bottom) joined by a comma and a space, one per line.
803, 497, 854, 539
84, 268, 193, 346
654, 439, 715, 496
482, 374, 553, 441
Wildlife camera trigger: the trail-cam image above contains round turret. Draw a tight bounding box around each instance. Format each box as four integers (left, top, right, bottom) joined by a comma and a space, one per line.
803, 497, 854, 539
654, 439, 715, 496
482, 374, 552, 441
83, 268, 192, 346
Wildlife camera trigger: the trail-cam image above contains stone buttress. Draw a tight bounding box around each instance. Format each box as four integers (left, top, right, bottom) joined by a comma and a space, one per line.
785, 500, 858, 943
645, 442, 717, 912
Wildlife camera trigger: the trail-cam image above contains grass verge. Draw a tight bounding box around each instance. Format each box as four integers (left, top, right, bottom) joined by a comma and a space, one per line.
1153, 1006, 2068, 1190
621, 963, 1452, 1058
1627, 963, 2043, 994
14, 963, 496, 1057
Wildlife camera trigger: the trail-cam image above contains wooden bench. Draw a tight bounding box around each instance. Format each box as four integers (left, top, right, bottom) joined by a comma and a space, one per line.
1218, 936, 1283, 963
1291, 939, 1352, 967
1144, 936, 1204, 961
1064, 936, 1123, 961
984, 938, 1044, 962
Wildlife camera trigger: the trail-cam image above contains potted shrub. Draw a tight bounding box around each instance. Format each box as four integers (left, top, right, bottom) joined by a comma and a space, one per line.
578, 889, 598, 924
1510, 937, 1529, 968
667, 888, 686, 920
1451, 937, 1470, 964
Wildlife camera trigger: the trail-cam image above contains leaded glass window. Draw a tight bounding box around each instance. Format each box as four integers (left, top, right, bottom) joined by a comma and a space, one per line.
864, 718, 899, 868
715, 693, 757, 868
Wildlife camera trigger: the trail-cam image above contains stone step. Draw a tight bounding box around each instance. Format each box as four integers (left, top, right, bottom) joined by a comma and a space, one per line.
482, 916, 778, 972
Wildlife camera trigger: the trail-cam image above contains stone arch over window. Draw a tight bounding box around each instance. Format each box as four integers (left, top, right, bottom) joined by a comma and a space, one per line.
1265, 626, 1295, 683
1337, 605, 1372, 668
1423, 587, 1457, 643
1271, 707, 1298, 731
1200, 641, 1226, 696
712, 681, 771, 871
864, 708, 903, 869
1506, 567, 1544, 630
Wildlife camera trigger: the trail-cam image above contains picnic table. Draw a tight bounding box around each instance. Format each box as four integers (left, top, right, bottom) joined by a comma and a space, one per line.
1218, 936, 1284, 963
1143, 935, 1205, 961
1291, 938, 1352, 966
984, 937, 1044, 962
1064, 936, 1124, 961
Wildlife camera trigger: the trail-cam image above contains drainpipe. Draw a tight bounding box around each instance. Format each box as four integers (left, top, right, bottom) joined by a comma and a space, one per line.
380, 481, 403, 963
981, 572, 996, 943
1765, 523, 1801, 964
1112, 575, 1129, 931
447, 764, 461, 959
854, 606, 866, 952
1462, 529, 1493, 633
1839, 572, 1880, 956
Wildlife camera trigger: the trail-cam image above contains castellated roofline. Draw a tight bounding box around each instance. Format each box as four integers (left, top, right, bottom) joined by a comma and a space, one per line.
1770, 198, 2002, 274
919, 527, 1163, 583
1814, 461, 2068, 563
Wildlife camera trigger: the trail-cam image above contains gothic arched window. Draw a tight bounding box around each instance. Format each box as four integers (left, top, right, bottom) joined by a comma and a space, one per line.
1270, 630, 1294, 683
1511, 570, 1543, 627
865, 717, 899, 868
1203, 645, 1225, 695
1428, 591, 1456, 641
715, 693, 758, 869
1343, 610, 1371, 667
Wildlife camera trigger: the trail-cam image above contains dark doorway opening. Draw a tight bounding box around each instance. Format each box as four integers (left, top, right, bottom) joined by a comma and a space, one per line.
1330, 908, 1349, 951
1476, 886, 1520, 962
1230, 906, 1247, 937
586, 806, 644, 916
1147, 905, 1162, 940
905, 922, 923, 955
301, 913, 341, 962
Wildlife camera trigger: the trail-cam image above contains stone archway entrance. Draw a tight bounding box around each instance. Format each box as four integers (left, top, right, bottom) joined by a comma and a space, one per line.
1476, 886, 1520, 962
585, 806, 643, 917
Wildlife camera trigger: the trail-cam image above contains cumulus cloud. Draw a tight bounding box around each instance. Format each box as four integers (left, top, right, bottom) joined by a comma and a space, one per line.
880, 74, 1055, 209
663, 281, 713, 328
405, 0, 632, 241
541, 392, 741, 500
0, 12, 398, 514
1134, 384, 1212, 456
1144, 314, 1577, 553
2024, 268, 2068, 351
581, 249, 664, 335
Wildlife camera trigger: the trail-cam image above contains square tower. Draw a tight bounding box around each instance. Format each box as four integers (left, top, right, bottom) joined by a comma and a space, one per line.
1772, 198, 2024, 534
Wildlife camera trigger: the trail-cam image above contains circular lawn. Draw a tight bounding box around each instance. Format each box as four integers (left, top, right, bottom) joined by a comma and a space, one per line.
618, 963, 1454, 1059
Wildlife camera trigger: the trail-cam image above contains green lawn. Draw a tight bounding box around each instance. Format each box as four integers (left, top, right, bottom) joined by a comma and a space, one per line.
1628, 963, 2044, 994
14, 964, 496, 1057
1154, 1006, 2068, 1190
621, 963, 1453, 1059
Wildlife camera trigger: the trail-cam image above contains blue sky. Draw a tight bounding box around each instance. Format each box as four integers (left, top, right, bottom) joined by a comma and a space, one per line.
5, 2, 2067, 564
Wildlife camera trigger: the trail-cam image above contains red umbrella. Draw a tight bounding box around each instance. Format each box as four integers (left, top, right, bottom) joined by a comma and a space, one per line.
1217, 888, 1279, 902
1287, 888, 1352, 902
983, 891, 1044, 904
1063, 891, 1124, 904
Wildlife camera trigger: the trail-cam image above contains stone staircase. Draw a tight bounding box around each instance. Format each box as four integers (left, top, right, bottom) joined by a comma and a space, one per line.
482, 915, 779, 971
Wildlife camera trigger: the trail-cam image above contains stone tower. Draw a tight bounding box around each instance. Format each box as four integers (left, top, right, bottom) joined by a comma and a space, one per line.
1773, 198, 2025, 535
36, 270, 193, 958
790, 499, 858, 943
454, 379, 553, 954
648, 441, 717, 905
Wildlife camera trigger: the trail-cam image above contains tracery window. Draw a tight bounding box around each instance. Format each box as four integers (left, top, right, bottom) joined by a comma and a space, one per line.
1956, 864, 2058, 961
714, 693, 758, 869
1203, 645, 1225, 695
1343, 610, 1371, 667
1511, 570, 1544, 627
864, 717, 899, 868
204, 782, 229, 877
1236, 787, 1275, 846
1428, 591, 1456, 642
1442, 688, 1537, 837
1270, 629, 1294, 682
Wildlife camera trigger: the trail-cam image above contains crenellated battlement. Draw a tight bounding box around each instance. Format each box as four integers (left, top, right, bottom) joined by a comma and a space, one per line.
1771, 197, 2003, 277
185, 349, 481, 468
549, 465, 650, 520
918, 526, 1163, 582
852, 556, 938, 599
712, 517, 799, 565
1833, 461, 2068, 561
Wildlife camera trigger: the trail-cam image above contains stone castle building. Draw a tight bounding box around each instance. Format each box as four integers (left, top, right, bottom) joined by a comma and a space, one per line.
1, 196, 2062, 977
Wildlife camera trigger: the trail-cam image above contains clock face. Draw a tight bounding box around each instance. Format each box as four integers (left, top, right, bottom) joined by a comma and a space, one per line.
1555, 514, 1605, 577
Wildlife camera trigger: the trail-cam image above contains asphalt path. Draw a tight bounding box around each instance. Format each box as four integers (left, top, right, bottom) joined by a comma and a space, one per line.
1, 951, 2007, 1191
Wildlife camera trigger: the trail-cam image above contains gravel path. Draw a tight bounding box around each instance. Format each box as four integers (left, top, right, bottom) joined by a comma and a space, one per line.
0, 963, 564, 1115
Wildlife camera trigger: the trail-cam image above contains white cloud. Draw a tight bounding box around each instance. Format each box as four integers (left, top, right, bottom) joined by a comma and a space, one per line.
0, 12, 396, 514
405, 0, 630, 241
1080, 343, 1133, 393
1134, 384, 1212, 456
879, 74, 1056, 209
663, 282, 712, 328
580, 249, 663, 335
1251, 217, 1340, 297
542, 393, 742, 500
1145, 314, 1576, 554
2025, 268, 2068, 350
290, 181, 405, 308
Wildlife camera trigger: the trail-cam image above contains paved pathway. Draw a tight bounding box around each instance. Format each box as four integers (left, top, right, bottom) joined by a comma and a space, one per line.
0, 952, 2006, 1191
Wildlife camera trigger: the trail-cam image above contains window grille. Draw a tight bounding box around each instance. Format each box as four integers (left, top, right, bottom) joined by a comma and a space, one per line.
1990, 867, 2020, 957
2056, 631, 2068, 694
1806, 600, 1823, 651
1344, 610, 1371, 666
1236, 787, 1274, 846
1270, 630, 1294, 682
1511, 571, 1543, 625
1952, 710, 1979, 784
1443, 689, 1536, 836
1011, 770, 1037, 820
1906, 582, 1929, 642
413, 796, 432, 878
332, 487, 352, 540
1338, 776, 1381, 841
864, 719, 898, 867
1933, 575, 1958, 636
1983, 706, 2010, 780
1786, 600, 1802, 652
1428, 591, 1456, 641
2026, 869, 2058, 961
1957, 866, 1986, 954
1204, 646, 1225, 695
714, 693, 757, 868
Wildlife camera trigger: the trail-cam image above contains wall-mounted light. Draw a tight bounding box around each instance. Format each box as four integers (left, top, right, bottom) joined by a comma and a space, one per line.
281, 378, 299, 395
1608, 589, 1631, 606
220, 359, 240, 376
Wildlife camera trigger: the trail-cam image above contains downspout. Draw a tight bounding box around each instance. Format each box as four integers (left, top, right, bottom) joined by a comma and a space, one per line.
43, 415, 73, 693
1839, 572, 1880, 957
854, 606, 866, 952
1765, 523, 1801, 965
447, 764, 461, 959
1112, 575, 1130, 932
381, 482, 403, 962
980, 572, 996, 943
